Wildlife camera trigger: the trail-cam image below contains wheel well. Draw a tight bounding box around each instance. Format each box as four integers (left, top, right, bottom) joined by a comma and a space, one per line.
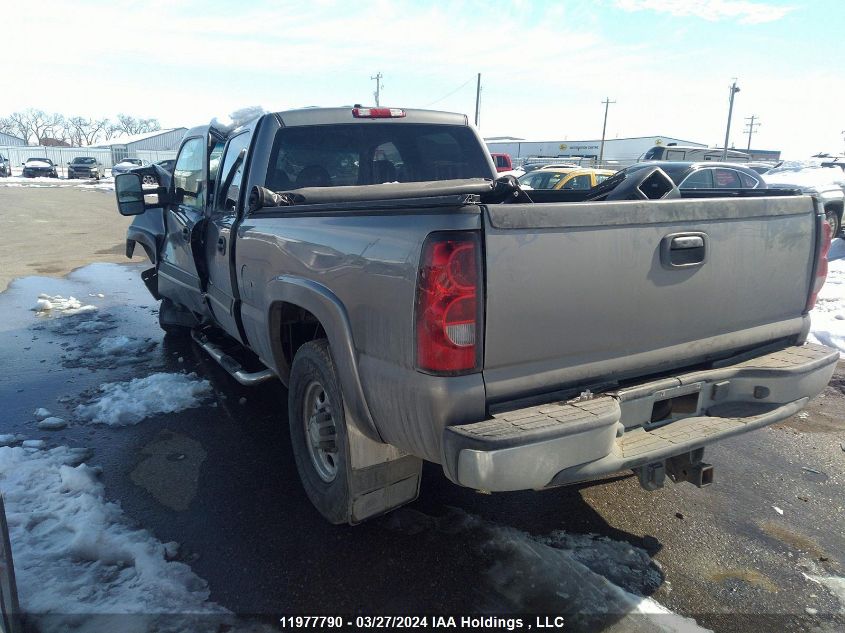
825, 201, 843, 218
271, 302, 327, 384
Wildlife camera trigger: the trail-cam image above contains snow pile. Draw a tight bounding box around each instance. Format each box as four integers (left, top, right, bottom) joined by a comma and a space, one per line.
0, 176, 114, 190
0, 444, 230, 631
33, 294, 97, 316
809, 238, 845, 354
60, 335, 157, 370
211, 106, 266, 134
389, 509, 709, 631
96, 335, 156, 356
75, 373, 211, 426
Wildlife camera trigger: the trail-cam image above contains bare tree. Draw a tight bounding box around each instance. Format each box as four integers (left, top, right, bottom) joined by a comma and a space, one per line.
1, 109, 163, 145
67, 116, 112, 146
114, 114, 161, 136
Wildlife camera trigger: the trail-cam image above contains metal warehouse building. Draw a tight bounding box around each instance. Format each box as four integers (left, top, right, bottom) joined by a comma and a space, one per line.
0, 131, 27, 146
93, 128, 187, 163
485, 135, 707, 165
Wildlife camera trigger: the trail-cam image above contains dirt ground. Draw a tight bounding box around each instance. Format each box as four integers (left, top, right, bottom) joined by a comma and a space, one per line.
0, 186, 136, 292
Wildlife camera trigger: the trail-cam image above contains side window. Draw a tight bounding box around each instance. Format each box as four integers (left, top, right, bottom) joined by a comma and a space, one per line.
561, 174, 591, 190
215, 132, 251, 212
713, 168, 741, 188
546, 173, 565, 188
209, 140, 225, 186
739, 171, 759, 188
680, 169, 713, 189
596, 173, 612, 184
173, 137, 205, 210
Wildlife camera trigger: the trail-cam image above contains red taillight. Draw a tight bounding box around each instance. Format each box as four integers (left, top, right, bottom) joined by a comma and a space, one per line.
416, 232, 482, 374
807, 218, 833, 311
352, 107, 406, 119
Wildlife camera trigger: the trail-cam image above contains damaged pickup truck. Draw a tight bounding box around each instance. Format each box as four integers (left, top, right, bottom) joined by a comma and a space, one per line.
114, 106, 838, 524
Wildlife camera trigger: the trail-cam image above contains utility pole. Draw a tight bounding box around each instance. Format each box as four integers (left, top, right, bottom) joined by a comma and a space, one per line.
722, 79, 740, 160
743, 115, 760, 151
371, 72, 383, 106
599, 97, 615, 165
474, 73, 481, 127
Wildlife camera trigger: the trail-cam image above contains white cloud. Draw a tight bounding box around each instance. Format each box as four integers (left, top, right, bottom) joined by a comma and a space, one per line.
614, 0, 794, 24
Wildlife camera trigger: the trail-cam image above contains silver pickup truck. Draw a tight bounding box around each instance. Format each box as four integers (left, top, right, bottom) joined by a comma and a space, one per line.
114, 107, 838, 524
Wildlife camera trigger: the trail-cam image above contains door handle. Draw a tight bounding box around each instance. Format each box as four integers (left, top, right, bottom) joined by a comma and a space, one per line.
217, 236, 226, 255
671, 235, 704, 250
661, 232, 707, 268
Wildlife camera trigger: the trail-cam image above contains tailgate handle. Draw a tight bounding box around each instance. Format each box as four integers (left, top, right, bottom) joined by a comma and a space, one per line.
662, 232, 707, 268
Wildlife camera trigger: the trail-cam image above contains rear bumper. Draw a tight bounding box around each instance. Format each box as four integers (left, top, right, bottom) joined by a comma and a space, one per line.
441, 343, 838, 491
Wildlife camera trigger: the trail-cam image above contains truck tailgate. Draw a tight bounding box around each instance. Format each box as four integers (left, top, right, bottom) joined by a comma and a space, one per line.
482, 195, 818, 402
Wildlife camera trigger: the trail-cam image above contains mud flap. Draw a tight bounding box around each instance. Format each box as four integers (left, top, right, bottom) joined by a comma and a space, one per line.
141, 267, 162, 300
345, 412, 423, 525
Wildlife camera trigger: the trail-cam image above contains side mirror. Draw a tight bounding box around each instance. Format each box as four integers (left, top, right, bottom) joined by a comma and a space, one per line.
66, 161, 71, 165
115, 173, 146, 216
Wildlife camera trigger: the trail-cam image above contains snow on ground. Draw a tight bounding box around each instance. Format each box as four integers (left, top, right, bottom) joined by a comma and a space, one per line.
75, 373, 212, 426
389, 509, 710, 632
804, 574, 845, 612
0, 443, 237, 632
0, 176, 114, 191
33, 294, 97, 316
809, 238, 845, 355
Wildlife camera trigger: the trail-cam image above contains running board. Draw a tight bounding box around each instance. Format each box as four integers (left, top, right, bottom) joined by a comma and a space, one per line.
190, 330, 276, 386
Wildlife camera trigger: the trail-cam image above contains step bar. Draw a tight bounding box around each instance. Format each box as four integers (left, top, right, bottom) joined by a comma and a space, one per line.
191, 330, 276, 386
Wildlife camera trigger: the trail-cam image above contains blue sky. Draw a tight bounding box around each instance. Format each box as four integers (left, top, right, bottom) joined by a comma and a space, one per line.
4, 0, 844, 157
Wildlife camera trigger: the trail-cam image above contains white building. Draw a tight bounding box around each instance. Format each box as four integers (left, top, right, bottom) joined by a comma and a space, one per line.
0, 131, 27, 146
485, 135, 707, 166
93, 128, 187, 163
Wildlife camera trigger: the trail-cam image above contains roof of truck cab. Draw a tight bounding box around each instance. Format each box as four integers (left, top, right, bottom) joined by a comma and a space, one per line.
273, 107, 469, 127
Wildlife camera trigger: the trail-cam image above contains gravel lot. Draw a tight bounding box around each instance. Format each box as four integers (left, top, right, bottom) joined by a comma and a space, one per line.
0, 184, 133, 292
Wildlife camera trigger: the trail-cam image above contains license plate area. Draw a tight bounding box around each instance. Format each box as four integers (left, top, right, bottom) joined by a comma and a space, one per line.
643, 382, 703, 431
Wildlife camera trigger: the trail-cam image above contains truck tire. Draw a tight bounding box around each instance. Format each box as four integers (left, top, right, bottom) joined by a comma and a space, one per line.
288, 339, 351, 524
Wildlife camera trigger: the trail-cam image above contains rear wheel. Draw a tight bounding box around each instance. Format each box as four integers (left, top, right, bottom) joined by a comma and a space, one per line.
825, 207, 841, 238
142, 174, 157, 186
288, 339, 351, 524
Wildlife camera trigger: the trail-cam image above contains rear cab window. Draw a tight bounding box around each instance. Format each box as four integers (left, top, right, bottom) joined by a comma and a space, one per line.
264, 123, 491, 190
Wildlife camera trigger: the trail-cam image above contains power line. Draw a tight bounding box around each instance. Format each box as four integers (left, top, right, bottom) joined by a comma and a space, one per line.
424, 76, 476, 108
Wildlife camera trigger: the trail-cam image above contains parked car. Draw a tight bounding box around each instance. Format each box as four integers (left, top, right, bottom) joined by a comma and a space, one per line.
67, 156, 104, 180
112, 107, 835, 525
0, 153, 10, 177
155, 159, 176, 173
111, 158, 147, 173
519, 167, 615, 190
21, 157, 58, 178
764, 164, 845, 236
490, 152, 512, 173
618, 161, 765, 190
